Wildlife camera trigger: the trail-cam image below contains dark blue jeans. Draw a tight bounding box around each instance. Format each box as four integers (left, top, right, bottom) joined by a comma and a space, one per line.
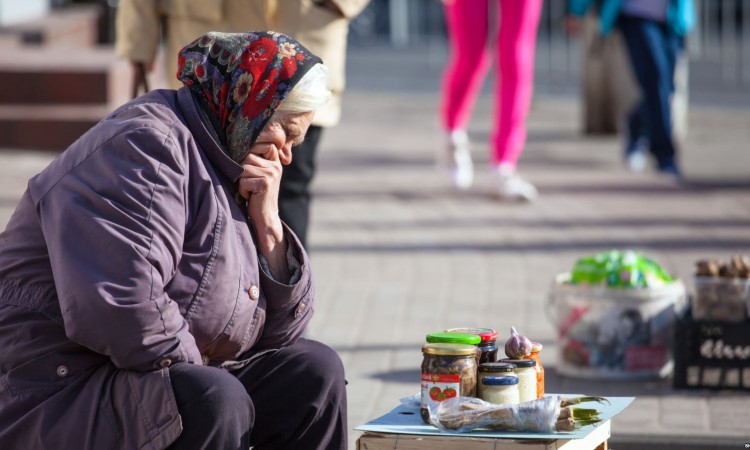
619, 15, 684, 171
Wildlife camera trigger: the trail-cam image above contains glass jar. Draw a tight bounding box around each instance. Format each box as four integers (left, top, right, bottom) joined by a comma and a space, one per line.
426, 331, 482, 370
420, 343, 478, 424
479, 375, 520, 405
447, 328, 498, 365
499, 359, 536, 403
477, 362, 517, 398
524, 342, 545, 399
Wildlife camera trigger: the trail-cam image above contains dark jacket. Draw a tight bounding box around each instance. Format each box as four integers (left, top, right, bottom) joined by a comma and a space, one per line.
0, 88, 314, 449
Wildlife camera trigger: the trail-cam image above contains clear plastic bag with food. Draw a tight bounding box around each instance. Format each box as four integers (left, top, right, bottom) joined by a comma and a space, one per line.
428, 395, 609, 434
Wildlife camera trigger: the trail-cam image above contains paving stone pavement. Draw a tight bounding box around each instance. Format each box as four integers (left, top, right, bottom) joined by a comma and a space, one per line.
0, 44, 748, 449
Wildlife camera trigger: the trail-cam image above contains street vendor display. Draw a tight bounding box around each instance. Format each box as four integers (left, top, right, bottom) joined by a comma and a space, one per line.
358, 322, 633, 449
549, 250, 686, 379
673, 254, 750, 391
692, 255, 750, 322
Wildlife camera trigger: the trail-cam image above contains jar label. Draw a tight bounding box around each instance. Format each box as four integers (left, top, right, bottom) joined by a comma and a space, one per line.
421, 373, 460, 405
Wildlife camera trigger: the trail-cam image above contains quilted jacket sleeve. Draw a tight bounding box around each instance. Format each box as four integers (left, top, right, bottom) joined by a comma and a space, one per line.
253, 224, 314, 350
33, 115, 202, 371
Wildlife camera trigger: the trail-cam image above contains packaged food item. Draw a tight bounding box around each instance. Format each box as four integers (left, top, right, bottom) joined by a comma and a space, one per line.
499, 358, 536, 403
447, 328, 498, 364
420, 343, 478, 423
430, 395, 609, 433
569, 250, 673, 288
479, 376, 519, 405
525, 342, 545, 398
477, 362, 517, 398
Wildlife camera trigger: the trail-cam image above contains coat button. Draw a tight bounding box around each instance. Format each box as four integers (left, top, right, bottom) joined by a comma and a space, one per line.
201, 355, 209, 366
159, 358, 172, 368
56, 365, 69, 378
248, 285, 259, 301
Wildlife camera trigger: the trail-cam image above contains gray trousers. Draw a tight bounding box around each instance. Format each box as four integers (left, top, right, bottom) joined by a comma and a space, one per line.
166, 338, 347, 450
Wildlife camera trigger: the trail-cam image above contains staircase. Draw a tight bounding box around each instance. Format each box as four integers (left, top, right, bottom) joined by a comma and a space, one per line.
0, 5, 136, 151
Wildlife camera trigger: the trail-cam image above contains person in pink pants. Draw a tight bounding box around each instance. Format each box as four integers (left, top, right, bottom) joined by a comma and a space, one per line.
439, 0, 542, 201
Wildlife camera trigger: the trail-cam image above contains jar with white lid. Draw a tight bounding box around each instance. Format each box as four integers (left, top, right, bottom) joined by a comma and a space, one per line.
500, 358, 536, 403
479, 376, 520, 405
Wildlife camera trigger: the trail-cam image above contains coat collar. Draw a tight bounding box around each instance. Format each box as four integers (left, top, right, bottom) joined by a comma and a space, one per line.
177, 87, 244, 182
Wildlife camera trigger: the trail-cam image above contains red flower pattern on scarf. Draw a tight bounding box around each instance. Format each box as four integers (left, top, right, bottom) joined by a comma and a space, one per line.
176, 32, 321, 163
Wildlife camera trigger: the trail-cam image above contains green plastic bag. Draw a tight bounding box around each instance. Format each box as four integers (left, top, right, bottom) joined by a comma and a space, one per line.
569, 250, 673, 288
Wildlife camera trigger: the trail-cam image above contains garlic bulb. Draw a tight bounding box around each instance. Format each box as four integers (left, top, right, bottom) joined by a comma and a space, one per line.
504, 326, 532, 358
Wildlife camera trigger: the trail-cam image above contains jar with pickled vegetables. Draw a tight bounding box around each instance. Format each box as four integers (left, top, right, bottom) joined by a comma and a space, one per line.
420, 343, 478, 424
446, 327, 498, 365
524, 342, 544, 399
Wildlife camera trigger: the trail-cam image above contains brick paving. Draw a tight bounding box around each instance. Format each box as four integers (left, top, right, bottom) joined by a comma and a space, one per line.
1, 45, 749, 449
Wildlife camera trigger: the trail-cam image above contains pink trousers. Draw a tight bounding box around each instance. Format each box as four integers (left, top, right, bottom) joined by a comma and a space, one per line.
440, 0, 542, 168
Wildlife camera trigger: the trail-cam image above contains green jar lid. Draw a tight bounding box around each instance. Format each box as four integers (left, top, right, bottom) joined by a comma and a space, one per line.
422, 343, 478, 356
426, 331, 481, 345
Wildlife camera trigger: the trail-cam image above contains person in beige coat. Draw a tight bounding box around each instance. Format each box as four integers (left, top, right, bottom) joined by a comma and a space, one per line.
116, 0, 369, 247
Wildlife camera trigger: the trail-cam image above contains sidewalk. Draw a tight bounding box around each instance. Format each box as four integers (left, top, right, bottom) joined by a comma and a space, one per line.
0, 44, 748, 449
307, 45, 750, 449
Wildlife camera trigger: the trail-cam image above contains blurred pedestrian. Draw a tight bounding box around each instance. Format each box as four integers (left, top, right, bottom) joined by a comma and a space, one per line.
0, 31, 346, 449
116, 0, 370, 247
438, 0, 543, 201
566, 0, 695, 180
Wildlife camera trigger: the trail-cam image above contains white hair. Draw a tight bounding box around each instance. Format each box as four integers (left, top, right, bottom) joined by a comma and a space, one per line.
278, 63, 331, 113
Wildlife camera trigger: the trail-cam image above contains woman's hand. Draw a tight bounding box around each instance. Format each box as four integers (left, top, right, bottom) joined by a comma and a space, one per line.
238, 141, 284, 234
237, 111, 314, 280
238, 137, 287, 279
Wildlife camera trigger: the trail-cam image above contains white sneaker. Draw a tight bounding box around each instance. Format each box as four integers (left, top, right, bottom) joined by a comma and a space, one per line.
437, 130, 474, 190
491, 166, 538, 201
625, 150, 647, 172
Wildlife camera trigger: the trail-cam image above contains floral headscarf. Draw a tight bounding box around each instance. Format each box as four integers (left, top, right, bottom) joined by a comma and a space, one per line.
177, 31, 322, 163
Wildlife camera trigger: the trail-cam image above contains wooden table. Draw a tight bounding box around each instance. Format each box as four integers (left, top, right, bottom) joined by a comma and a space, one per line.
356, 419, 610, 450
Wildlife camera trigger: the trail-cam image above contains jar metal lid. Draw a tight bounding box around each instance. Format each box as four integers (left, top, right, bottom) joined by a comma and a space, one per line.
482, 375, 519, 386
499, 358, 536, 368
426, 331, 481, 345
478, 362, 516, 372
422, 343, 478, 356
446, 327, 498, 342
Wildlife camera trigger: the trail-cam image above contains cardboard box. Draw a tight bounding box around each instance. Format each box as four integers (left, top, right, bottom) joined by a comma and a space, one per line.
673, 309, 750, 390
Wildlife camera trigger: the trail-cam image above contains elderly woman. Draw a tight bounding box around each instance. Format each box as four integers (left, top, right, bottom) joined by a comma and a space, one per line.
0, 32, 345, 449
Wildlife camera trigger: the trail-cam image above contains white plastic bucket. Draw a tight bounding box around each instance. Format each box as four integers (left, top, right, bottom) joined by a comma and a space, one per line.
548, 273, 686, 379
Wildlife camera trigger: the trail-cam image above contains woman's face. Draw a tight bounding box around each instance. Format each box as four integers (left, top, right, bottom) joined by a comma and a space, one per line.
250, 111, 315, 164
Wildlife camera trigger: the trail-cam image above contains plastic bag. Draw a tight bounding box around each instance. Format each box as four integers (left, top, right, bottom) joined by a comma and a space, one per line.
428, 395, 561, 434
569, 250, 673, 288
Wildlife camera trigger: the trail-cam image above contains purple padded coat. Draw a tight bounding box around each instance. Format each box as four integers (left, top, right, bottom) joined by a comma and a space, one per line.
0, 88, 314, 449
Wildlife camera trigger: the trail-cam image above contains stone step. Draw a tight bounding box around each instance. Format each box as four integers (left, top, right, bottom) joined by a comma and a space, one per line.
0, 104, 111, 151
0, 4, 101, 48
0, 47, 132, 106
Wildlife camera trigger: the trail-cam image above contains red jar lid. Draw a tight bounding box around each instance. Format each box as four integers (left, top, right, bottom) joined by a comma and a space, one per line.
447, 327, 498, 342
